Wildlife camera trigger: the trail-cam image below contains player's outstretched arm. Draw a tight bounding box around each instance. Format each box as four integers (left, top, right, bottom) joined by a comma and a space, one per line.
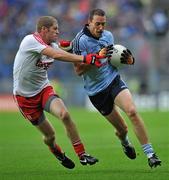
42, 47, 104, 67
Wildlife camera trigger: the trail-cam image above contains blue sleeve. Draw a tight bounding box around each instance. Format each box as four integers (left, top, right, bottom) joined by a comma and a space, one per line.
72, 37, 87, 56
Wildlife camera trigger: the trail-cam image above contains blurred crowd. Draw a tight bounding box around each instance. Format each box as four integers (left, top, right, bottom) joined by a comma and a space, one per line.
0, 0, 169, 94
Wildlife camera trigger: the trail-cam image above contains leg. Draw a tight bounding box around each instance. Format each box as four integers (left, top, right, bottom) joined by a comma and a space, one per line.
36, 118, 55, 147
36, 118, 75, 169
105, 106, 128, 141
47, 97, 98, 165
105, 106, 136, 159
49, 97, 83, 147
114, 89, 161, 167
15, 89, 75, 169
114, 89, 149, 145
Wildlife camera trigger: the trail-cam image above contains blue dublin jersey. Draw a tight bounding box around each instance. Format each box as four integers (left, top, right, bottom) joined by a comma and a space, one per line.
73, 25, 119, 96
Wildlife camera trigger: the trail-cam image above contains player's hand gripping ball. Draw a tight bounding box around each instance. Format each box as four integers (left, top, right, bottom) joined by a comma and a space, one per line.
109, 44, 135, 68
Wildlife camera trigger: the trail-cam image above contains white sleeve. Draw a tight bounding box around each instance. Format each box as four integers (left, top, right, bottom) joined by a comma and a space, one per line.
51, 42, 59, 49
20, 35, 47, 54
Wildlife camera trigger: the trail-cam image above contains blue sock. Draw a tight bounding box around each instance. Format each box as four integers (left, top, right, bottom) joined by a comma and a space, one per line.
142, 143, 154, 158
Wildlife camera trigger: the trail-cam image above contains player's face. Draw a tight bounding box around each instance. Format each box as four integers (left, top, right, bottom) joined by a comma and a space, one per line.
88, 15, 106, 38
46, 23, 59, 43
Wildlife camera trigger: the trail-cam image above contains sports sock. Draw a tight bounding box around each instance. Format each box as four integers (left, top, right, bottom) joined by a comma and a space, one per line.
49, 144, 63, 157
73, 140, 85, 157
142, 143, 154, 158
121, 135, 130, 146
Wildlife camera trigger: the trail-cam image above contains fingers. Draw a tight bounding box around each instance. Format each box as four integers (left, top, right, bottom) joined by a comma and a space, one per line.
98, 48, 107, 56
98, 44, 114, 57
120, 55, 134, 65
105, 45, 114, 57
121, 51, 129, 59
126, 49, 132, 55
121, 49, 135, 65
106, 44, 114, 50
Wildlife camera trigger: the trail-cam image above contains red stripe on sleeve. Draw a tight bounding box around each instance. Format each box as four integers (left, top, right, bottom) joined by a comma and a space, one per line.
33, 32, 49, 47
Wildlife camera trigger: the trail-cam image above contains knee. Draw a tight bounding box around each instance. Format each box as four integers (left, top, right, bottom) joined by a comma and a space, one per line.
59, 109, 71, 122
126, 106, 137, 119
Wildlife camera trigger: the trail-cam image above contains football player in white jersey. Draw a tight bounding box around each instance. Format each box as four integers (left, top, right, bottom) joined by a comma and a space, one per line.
71, 9, 161, 168
13, 16, 106, 169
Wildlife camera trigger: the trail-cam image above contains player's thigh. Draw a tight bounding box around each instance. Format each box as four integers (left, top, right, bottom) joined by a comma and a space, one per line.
48, 97, 69, 119
36, 118, 55, 137
114, 89, 136, 113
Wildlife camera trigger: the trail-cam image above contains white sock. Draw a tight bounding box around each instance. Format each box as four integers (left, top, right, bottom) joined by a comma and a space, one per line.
142, 143, 154, 158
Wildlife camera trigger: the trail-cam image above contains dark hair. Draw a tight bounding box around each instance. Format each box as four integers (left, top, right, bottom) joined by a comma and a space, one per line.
36, 16, 57, 32
88, 9, 106, 21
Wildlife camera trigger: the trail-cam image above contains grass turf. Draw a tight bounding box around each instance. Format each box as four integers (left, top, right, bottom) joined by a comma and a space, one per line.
0, 109, 169, 180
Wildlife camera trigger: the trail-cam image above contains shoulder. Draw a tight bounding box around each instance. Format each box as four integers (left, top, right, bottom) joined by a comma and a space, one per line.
19, 34, 35, 48
103, 30, 114, 39
21, 34, 34, 43
20, 34, 41, 47
102, 30, 114, 44
19, 34, 47, 53
74, 30, 87, 43
73, 30, 88, 50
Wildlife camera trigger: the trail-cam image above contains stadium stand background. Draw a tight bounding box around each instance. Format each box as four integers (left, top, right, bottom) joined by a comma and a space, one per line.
0, 0, 169, 110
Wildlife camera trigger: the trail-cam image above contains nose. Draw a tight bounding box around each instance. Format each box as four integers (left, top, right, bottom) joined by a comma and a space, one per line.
98, 25, 104, 31
56, 29, 59, 34
99, 23, 105, 30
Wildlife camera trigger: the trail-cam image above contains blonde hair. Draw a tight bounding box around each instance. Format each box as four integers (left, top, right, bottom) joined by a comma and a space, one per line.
36, 16, 57, 32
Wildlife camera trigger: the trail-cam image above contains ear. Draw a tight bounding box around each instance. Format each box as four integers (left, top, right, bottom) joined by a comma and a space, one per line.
42, 26, 47, 32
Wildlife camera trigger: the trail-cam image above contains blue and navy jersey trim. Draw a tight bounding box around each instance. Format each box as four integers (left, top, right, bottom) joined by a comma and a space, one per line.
73, 31, 84, 55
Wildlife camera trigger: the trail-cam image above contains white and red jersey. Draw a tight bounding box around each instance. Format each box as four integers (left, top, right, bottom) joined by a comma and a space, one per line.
13, 33, 58, 97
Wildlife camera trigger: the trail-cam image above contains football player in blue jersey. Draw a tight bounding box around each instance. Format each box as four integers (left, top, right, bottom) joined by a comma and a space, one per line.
69, 8, 161, 168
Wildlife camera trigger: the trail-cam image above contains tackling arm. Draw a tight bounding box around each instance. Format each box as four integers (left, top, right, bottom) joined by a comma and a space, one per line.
42, 46, 83, 62
41, 47, 104, 67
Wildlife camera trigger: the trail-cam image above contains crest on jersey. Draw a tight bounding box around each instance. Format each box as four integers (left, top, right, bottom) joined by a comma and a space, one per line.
36, 55, 54, 70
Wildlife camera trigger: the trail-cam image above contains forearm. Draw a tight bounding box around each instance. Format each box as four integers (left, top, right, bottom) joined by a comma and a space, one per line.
42, 47, 83, 63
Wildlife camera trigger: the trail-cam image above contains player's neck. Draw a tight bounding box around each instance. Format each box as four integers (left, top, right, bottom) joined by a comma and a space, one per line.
35, 32, 50, 45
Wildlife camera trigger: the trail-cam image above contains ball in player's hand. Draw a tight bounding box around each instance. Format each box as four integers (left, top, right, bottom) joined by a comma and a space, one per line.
109, 44, 134, 68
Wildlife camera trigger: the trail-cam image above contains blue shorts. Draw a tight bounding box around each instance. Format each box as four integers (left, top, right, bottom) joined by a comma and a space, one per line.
89, 75, 127, 116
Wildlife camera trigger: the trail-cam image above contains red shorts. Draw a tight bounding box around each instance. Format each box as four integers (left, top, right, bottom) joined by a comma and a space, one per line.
14, 86, 58, 125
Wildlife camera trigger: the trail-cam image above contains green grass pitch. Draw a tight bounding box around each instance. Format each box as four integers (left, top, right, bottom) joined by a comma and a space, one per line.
0, 108, 169, 180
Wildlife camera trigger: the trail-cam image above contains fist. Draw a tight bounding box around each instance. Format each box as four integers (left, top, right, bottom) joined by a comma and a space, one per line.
98, 44, 114, 57
58, 40, 72, 52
